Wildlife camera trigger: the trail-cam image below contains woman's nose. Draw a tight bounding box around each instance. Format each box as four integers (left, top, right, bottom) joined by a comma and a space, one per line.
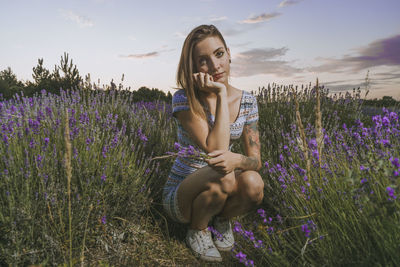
209, 57, 220, 72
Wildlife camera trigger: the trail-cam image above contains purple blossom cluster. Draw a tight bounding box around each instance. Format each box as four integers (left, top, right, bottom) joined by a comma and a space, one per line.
235, 251, 254, 267
386, 186, 397, 201
301, 220, 317, 238
207, 226, 223, 242
165, 142, 209, 160
233, 221, 265, 249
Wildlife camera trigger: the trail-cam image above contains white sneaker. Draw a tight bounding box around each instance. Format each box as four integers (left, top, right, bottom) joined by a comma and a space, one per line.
185, 228, 222, 262
212, 216, 235, 251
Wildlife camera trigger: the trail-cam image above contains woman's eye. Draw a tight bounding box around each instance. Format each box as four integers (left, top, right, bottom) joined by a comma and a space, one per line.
217, 51, 224, 57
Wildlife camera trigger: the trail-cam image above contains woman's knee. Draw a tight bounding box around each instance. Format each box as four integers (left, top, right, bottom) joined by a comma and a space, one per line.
219, 171, 236, 195
204, 182, 228, 205
240, 172, 264, 204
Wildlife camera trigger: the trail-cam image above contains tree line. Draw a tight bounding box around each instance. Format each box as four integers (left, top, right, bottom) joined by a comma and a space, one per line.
0, 52, 172, 103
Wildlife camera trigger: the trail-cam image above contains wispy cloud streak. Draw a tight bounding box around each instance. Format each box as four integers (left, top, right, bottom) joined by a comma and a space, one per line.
231, 47, 302, 77
239, 12, 281, 24
60, 9, 94, 28
120, 52, 159, 59
278, 0, 302, 8
309, 34, 400, 73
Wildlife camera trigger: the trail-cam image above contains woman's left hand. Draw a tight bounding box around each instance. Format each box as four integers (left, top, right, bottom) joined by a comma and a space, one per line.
205, 150, 239, 175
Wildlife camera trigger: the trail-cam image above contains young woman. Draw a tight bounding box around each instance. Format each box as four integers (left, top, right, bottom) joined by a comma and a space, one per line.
162, 24, 264, 262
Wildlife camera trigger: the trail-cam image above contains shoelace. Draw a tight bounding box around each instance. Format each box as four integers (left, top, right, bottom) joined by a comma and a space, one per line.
199, 231, 215, 250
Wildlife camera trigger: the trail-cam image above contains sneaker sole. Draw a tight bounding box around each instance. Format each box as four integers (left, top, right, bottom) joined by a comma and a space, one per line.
200, 254, 223, 262
215, 244, 234, 252
186, 239, 223, 262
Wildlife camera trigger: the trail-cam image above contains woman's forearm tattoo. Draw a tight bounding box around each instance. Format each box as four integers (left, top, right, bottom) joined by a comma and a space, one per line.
240, 155, 259, 170
241, 121, 261, 170
245, 121, 260, 153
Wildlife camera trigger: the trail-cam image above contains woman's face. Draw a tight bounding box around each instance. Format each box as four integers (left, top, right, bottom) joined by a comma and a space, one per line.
192, 36, 231, 85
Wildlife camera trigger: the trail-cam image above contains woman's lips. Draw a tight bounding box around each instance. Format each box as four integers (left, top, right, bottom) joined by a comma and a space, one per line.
213, 72, 224, 80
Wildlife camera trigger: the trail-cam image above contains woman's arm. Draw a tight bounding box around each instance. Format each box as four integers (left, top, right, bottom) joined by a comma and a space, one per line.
204, 119, 261, 174
237, 120, 262, 171
205, 89, 230, 151
175, 74, 230, 154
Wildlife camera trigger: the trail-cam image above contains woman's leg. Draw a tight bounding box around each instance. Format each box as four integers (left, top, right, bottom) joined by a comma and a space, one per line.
177, 165, 236, 230
217, 170, 264, 219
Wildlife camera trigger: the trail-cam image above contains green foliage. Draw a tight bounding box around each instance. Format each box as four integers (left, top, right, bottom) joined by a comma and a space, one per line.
0, 67, 25, 99
363, 96, 400, 107
132, 86, 172, 103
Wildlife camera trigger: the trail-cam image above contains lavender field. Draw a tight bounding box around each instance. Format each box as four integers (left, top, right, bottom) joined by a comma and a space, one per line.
0, 85, 399, 266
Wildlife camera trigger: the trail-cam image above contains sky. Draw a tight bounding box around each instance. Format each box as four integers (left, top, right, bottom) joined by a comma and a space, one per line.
1, 0, 399, 100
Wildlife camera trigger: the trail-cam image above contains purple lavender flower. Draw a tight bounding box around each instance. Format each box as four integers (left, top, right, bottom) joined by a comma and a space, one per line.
2, 134, 8, 145
390, 157, 400, 168
382, 116, 390, 127
235, 251, 247, 263
102, 145, 108, 158
360, 165, 369, 171
389, 112, 398, 121
101, 215, 107, 224
254, 239, 263, 248
174, 142, 181, 150
257, 208, 266, 218
245, 259, 254, 267
386, 186, 397, 200
276, 214, 283, 224
208, 226, 223, 241
308, 138, 317, 150
380, 139, 390, 147
233, 221, 243, 233
301, 224, 311, 238
324, 134, 332, 146
36, 154, 42, 166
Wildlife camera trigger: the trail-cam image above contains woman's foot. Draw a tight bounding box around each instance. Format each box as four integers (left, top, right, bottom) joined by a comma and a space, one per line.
185, 228, 222, 262
211, 216, 235, 251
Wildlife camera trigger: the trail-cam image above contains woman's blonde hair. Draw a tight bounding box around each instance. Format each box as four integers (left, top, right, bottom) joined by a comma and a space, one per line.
175, 24, 229, 121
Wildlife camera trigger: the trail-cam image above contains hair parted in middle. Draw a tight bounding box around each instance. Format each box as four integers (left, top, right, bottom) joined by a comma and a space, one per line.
175, 24, 229, 121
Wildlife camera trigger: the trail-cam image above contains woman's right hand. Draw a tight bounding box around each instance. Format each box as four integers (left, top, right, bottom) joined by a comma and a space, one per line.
193, 72, 226, 95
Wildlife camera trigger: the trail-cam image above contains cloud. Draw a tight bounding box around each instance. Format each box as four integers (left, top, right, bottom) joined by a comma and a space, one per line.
60, 9, 94, 28
322, 79, 371, 92
231, 41, 253, 48
374, 71, 400, 81
231, 47, 303, 77
239, 12, 281, 24
210, 16, 228, 22
120, 52, 159, 59
309, 34, 400, 73
120, 46, 175, 59
278, 0, 302, 8
174, 31, 187, 39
